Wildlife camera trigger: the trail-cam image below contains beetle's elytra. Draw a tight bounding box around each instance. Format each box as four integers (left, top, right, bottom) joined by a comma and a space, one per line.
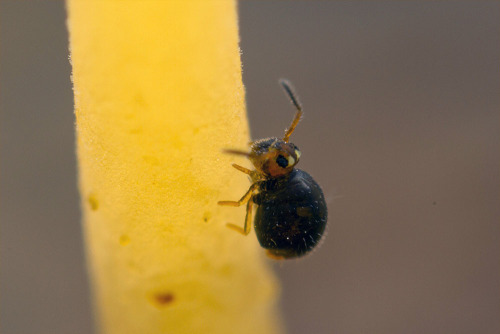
218, 80, 328, 260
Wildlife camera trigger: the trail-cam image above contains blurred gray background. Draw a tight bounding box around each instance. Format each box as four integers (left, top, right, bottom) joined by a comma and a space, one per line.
1, 1, 499, 334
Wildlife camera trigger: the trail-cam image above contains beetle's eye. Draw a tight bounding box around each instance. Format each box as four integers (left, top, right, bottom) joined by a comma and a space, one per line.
276, 155, 289, 168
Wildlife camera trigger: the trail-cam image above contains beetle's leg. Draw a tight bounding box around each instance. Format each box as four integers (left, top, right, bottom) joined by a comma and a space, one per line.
218, 183, 258, 235
231, 163, 263, 182
218, 182, 259, 235
226, 199, 253, 235
231, 163, 252, 175
218, 183, 258, 207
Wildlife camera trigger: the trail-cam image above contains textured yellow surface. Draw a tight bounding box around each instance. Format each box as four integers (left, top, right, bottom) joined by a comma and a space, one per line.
68, 1, 281, 333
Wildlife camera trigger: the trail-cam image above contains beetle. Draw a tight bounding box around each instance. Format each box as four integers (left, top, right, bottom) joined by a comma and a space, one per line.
218, 80, 328, 259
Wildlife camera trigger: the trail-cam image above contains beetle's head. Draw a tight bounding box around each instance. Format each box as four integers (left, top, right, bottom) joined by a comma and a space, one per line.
249, 137, 301, 177
224, 80, 305, 178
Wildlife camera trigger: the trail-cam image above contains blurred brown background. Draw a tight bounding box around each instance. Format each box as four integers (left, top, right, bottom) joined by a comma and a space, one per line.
1, 1, 499, 334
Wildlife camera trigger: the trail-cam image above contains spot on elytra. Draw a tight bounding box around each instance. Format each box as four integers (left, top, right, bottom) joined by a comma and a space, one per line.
87, 193, 98, 211
296, 207, 312, 217
119, 235, 130, 246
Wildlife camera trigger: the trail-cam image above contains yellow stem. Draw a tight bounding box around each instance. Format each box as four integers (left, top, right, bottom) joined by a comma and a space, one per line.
68, 1, 281, 333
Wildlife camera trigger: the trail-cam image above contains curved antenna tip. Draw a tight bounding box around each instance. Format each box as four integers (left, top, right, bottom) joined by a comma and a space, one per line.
279, 79, 302, 112
280, 79, 304, 142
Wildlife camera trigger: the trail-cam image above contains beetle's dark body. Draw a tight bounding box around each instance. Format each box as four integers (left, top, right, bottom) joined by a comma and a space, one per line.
253, 169, 327, 258
218, 79, 328, 260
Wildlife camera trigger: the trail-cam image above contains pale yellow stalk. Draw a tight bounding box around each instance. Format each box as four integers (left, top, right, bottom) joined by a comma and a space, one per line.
67, 1, 281, 333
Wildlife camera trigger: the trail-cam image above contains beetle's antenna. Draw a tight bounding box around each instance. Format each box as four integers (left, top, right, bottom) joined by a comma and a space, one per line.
280, 79, 303, 143
223, 149, 250, 157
